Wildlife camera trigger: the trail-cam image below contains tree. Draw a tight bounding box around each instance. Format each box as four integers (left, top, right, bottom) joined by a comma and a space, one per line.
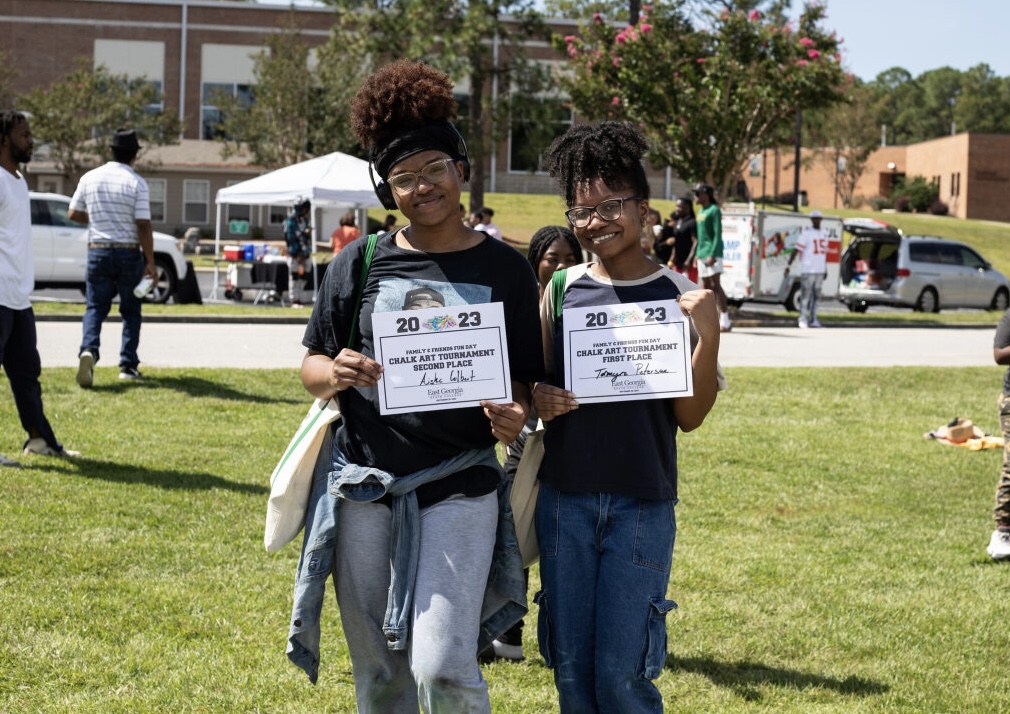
806, 80, 885, 207
868, 67, 921, 145
556, 1, 847, 197
18, 59, 181, 178
212, 16, 364, 168
916, 67, 961, 138
318, 0, 549, 211
955, 63, 1010, 134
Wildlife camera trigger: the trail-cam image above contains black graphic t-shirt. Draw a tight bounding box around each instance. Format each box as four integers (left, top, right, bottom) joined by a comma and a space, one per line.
303, 231, 544, 505
539, 263, 725, 501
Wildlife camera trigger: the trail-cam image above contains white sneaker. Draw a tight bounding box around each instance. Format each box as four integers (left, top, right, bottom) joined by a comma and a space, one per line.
490, 638, 524, 661
987, 529, 1010, 560
76, 350, 94, 388
798, 319, 809, 329
22, 437, 81, 458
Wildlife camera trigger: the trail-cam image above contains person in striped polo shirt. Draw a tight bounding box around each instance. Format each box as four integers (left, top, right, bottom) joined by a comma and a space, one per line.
68, 128, 157, 386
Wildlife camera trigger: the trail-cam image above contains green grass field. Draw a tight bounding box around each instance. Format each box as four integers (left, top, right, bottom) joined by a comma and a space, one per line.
2, 366, 1008, 712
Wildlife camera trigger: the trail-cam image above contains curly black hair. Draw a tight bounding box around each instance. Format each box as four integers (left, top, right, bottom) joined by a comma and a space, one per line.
527, 225, 583, 276
543, 121, 650, 207
350, 60, 457, 151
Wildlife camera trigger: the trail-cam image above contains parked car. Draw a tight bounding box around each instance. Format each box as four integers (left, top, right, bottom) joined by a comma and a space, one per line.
838, 220, 1010, 313
30, 191, 188, 304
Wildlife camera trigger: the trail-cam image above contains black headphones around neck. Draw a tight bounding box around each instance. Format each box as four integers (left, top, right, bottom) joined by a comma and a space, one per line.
369, 122, 471, 211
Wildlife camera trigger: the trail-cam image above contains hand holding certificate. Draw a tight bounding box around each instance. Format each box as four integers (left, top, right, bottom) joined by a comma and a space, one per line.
562, 299, 693, 404
372, 302, 512, 415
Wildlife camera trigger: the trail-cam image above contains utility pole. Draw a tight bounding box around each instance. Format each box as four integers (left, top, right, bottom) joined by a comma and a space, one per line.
792, 109, 802, 213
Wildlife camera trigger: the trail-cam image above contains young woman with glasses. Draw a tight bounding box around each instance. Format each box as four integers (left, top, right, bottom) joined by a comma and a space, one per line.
292, 59, 544, 713
531, 121, 726, 713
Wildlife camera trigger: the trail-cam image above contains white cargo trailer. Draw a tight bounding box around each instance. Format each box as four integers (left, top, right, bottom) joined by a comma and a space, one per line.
720, 207, 843, 311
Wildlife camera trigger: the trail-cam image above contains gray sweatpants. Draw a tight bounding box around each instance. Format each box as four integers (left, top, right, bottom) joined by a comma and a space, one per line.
334, 492, 497, 714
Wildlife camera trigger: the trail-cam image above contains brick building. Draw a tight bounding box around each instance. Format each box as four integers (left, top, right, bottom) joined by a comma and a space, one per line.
2, 0, 691, 239
5, 0, 1007, 235
742, 133, 1010, 223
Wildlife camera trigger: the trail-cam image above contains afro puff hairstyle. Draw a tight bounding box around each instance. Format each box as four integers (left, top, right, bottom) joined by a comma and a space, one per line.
350, 60, 458, 151
543, 121, 650, 208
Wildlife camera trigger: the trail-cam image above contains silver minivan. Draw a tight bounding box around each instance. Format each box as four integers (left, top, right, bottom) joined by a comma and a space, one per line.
838, 223, 1010, 313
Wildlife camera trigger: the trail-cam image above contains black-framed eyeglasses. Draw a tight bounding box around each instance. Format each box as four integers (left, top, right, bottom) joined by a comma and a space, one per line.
387, 158, 456, 194
565, 196, 642, 229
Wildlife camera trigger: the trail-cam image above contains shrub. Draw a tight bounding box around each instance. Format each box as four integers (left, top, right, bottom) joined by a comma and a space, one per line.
895, 196, 912, 213
930, 200, 950, 216
892, 175, 939, 213
868, 195, 892, 211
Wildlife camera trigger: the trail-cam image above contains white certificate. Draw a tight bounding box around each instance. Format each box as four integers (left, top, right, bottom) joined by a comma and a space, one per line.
562, 300, 693, 403
372, 302, 512, 414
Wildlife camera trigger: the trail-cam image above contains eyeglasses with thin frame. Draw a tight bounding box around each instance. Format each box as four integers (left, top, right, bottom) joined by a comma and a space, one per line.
387, 158, 456, 194
565, 196, 642, 229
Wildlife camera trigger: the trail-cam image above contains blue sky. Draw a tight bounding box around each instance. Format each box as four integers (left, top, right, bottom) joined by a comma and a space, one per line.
258, 0, 1010, 82
816, 0, 1010, 81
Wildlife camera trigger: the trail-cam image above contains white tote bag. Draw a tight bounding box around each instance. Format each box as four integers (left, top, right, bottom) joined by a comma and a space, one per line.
264, 397, 342, 552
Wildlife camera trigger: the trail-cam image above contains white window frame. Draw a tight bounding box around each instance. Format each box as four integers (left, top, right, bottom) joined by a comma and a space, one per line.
183, 179, 210, 224
148, 178, 166, 223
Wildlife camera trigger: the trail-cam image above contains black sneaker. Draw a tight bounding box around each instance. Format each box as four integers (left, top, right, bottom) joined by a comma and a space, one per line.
119, 367, 143, 380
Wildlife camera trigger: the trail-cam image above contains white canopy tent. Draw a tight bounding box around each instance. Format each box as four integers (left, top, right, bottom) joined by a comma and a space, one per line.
211, 151, 383, 301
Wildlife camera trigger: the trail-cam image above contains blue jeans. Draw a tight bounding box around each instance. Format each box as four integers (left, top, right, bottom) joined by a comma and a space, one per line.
0, 306, 61, 451
80, 248, 144, 369
535, 483, 678, 714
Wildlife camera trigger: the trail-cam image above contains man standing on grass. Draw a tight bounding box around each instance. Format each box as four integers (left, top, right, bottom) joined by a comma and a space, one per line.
68, 128, 157, 386
785, 210, 829, 329
0, 109, 79, 462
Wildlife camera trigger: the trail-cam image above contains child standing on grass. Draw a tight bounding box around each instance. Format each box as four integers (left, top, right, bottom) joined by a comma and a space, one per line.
532, 121, 726, 713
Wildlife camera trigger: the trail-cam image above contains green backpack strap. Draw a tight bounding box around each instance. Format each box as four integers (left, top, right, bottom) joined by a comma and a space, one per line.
550, 268, 568, 322
346, 232, 378, 347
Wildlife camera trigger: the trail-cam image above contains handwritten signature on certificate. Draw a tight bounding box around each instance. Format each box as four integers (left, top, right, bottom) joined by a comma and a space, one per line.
372, 302, 512, 414
562, 299, 693, 404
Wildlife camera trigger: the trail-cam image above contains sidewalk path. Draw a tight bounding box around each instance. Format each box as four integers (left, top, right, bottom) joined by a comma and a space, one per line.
32, 321, 997, 369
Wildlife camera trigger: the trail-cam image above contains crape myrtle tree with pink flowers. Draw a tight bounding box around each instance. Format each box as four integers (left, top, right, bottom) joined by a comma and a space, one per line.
554, 1, 848, 199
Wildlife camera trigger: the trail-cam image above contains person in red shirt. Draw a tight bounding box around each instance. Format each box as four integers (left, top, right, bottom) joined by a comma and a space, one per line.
330, 211, 361, 255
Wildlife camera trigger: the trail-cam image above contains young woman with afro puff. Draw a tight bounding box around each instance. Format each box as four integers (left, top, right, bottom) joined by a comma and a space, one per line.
531, 121, 726, 713
290, 59, 544, 713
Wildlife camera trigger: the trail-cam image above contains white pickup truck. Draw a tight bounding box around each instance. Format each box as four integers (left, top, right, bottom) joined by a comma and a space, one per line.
29, 191, 189, 304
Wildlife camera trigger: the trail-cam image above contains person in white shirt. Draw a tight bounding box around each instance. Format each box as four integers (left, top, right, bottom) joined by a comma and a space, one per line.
0, 110, 79, 462
785, 210, 829, 328
68, 128, 157, 385
473, 206, 503, 241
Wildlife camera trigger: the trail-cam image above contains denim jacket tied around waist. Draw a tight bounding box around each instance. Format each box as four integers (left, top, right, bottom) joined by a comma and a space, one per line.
286, 427, 528, 684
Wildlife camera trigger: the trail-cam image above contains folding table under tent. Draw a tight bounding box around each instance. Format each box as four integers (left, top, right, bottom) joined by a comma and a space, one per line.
211, 151, 383, 302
